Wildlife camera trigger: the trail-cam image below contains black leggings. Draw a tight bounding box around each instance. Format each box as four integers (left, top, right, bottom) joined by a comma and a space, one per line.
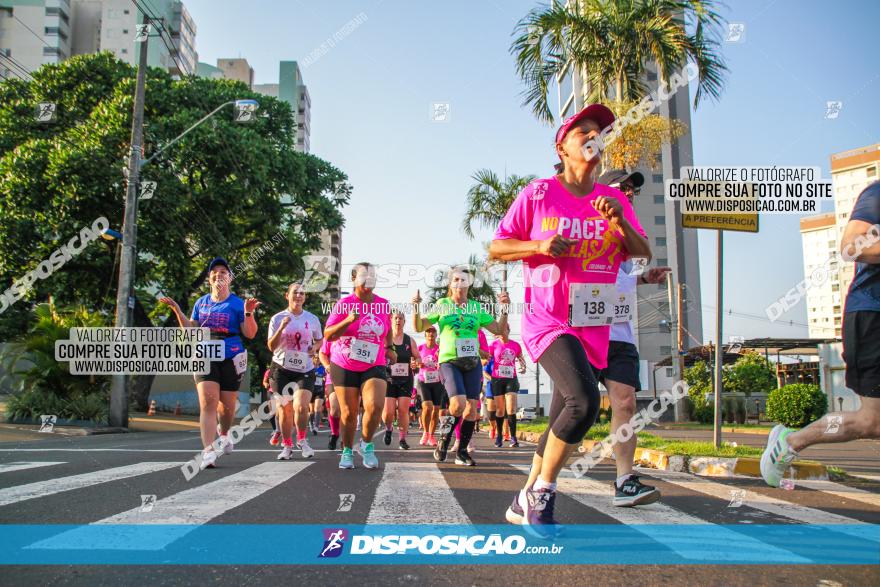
536, 334, 601, 457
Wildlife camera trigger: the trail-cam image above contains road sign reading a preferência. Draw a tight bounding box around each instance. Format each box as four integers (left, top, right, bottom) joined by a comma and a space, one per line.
681, 213, 759, 233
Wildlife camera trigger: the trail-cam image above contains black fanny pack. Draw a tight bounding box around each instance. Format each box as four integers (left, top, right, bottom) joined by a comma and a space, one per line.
448, 356, 481, 372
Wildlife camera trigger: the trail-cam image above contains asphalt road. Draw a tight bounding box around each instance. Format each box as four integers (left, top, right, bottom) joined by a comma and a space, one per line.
0, 425, 877, 586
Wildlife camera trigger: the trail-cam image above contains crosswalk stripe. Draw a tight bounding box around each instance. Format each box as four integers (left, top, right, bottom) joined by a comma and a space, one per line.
367, 462, 470, 525
28, 462, 312, 551
0, 462, 65, 474
850, 473, 880, 483
639, 467, 879, 543
794, 479, 880, 509
510, 465, 809, 562
0, 462, 180, 507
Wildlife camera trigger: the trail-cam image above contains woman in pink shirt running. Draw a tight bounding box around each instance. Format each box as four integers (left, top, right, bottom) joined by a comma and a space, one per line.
490, 104, 652, 538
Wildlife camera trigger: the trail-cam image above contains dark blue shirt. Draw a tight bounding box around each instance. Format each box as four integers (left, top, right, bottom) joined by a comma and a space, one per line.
191, 293, 246, 359
845, 181, 880, 313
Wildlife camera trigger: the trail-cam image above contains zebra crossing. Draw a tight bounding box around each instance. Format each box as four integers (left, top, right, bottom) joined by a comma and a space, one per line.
0, 454, 877, 564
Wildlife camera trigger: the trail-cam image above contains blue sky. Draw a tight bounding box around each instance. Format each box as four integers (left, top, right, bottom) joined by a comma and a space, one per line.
186, 0, 879, 354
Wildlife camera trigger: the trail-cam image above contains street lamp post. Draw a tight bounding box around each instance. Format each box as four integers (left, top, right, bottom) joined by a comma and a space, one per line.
108, 68, 259, 427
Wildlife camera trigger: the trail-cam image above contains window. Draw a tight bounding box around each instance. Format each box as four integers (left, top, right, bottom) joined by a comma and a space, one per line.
660, 345, 672, 355
45, 7, 70, 24
656, 237, 666, 246
653, 174, 663, 183
121, 48, 128, 54
657, 258, 668, 266
647, 71, 657, 81
123, 29, 129, 35
831, 284, 839, 292
42, 46, 60, 55
124, 9, 130, 14
45, 26, 59, 35
654, 194, 664, 204
655, 215, 666, 225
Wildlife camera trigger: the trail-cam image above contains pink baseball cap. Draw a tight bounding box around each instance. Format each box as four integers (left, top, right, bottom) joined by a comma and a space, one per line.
555, 104, 615, 144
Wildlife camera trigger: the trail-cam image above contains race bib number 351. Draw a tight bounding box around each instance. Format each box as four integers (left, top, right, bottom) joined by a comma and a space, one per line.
350, 339, 379, 364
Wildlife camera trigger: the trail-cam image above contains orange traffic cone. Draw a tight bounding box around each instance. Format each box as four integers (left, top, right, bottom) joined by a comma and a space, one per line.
174, 402, 182, 416
147, 400, 157, 416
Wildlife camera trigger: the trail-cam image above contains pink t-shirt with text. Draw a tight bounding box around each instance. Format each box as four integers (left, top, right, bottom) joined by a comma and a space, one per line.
493, 177, 645, 369
490, 339, 523, 379
325, 293, 391, 372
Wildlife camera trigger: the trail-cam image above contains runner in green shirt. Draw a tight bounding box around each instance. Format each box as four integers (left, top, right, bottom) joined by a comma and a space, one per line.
412, 265, 509, 466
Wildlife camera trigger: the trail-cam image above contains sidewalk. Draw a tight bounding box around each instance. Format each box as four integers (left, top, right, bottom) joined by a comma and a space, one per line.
648, 427, 880, 476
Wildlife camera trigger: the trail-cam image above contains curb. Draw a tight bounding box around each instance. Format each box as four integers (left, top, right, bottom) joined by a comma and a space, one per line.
517, 431, 830, 480
129, 416, 201, 429
0, 423, 129, 436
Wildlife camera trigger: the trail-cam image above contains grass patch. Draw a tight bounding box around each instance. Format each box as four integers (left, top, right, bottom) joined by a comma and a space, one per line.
515, 418, 763, 458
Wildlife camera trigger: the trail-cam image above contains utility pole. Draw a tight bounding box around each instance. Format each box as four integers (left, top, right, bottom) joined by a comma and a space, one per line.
666, 272, 685, 421
713, 230, 724, 448
109, 17, 149, 428
677, 282, 686, 387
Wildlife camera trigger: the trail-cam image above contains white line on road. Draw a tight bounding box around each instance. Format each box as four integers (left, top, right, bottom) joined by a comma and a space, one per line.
0, 462, 65, 474
793, 479, 880, 509
367, 462, 470, 525
850, 473, 880, 483
0, 448, 531, 455
510, 465, 808, 563
28, 462, 311, 551
638, 467, 880, 544
0, 462, 180, 507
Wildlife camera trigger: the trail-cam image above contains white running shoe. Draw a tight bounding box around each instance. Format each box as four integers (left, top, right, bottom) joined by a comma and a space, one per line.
300, 439, 315, 459
200, 448, 217, 469
760, 424, 798, 487
355, 439, 367, 455
220, 435, 234, 455
276, 446, 293, 461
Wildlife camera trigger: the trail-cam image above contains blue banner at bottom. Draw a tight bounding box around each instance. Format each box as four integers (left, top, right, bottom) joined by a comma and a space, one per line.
0, 524, 877, 565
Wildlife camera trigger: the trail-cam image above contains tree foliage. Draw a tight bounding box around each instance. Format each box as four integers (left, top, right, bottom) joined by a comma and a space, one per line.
0, 53, 350, 407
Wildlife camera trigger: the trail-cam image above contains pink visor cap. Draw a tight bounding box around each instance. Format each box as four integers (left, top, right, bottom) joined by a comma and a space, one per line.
555, 104, 616, 144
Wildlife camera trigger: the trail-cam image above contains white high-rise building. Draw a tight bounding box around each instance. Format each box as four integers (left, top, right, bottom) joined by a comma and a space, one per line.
0, 0, 72, 77
70, 0, 196, 76
830, 143, 880, 297
799, 213, 841, 338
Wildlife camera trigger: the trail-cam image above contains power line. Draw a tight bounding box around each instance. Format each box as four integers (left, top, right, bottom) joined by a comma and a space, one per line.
11, 14, 53, 49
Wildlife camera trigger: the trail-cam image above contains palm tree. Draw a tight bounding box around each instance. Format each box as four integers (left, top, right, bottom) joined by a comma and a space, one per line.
461, 169, 536, 291
511, 0, 728, 124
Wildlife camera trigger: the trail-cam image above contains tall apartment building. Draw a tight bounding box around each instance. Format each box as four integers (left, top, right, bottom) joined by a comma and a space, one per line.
72, 0, 196, 76
830, 143, 880, 297
556, 62, 704, 366
799, 213, 842, 338
0, 0, 196, 79
0, 0, 72, 76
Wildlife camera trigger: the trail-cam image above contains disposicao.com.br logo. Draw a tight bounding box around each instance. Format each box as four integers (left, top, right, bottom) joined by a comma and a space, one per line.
319, 528, 563, 558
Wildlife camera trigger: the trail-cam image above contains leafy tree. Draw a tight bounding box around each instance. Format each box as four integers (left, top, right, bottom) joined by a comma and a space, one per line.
461, 169, 536, 291
0, 53, 350, 409
727, 351, 776, 396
